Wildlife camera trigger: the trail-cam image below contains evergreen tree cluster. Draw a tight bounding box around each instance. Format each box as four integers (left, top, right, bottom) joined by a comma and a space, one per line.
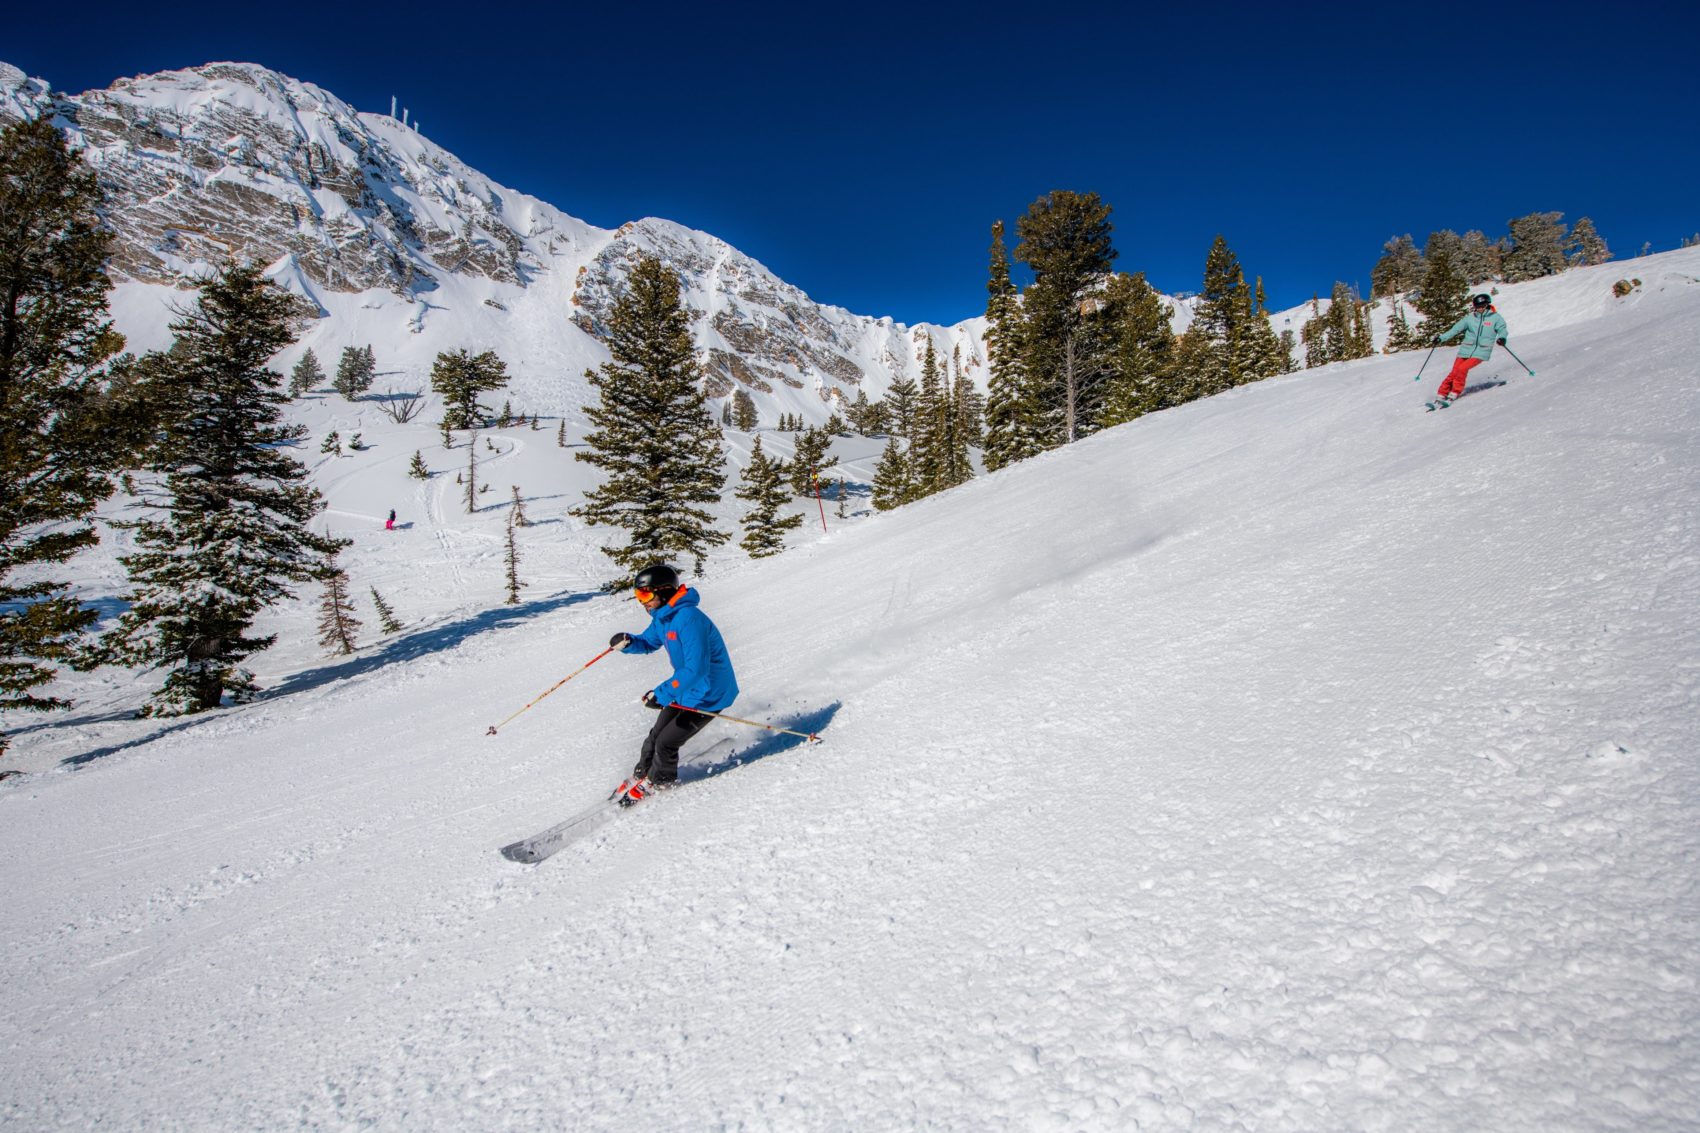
973, 193, 1287, 487
1369, 212, 1613, 301
869, 334, 981, 510
333, 344, 376, 400
1299, 282, 1374, 367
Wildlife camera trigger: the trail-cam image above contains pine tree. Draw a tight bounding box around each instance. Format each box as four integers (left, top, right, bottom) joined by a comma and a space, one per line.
1241, 277, 1287, 382
333, 345, 375, 400
369, 587, 403, 634
98, 264, 347, 715
464, 430, 479, 513
1457, 230, 1503, 285
430, 347, 509, 430
1370, 234, 1426, 298
981, 218, 1044, 471
732, 388, 758, 430
290, 348, 324, 396
1184, 234, 1253, 396
1414, 231, 1470, 342
408, 450, 429, 479
1276, 329, 1299, 373
509, 485, 530, 526
321, 430, 341, 456
1012, 191, 1118, 445
571, 255, 728, 583
870, 437, 915, 511
503, 517, 524, 605
498, 399, 513, 428
1097, 271, 1177, 426
1502, 211, 1569, 281
1567, 217, 1612, 266
316, 560, 361, 656
1384, 295, 1421, 353
557, 420, 567, 447
787, 424, 840, 496
735, 436, 802, 557
883, 376, 919, 439
910, 336, 946, 495
0, 118, 138, 752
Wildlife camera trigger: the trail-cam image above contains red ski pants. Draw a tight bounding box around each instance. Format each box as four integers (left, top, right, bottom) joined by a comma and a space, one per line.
1438, 356, 1483, 399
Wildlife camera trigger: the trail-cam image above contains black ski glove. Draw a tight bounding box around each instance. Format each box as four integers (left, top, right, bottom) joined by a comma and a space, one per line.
610, 633, 632, 649
1431, 336, 1442, 346
1496, 337, 1506, 346
641, 690, 662, 710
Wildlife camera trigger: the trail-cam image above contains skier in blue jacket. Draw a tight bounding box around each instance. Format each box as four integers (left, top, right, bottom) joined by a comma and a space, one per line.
608, 563, 738, 802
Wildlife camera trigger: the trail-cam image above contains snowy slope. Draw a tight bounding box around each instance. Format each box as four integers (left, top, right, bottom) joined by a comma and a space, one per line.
2, 248, 1696, 1129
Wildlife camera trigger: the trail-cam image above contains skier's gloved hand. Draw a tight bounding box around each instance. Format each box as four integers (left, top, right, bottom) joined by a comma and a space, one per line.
1432, 336, 1442, 346
610, 633, 632, 650
1496, 337, 1506, 346
641, 690, 662, 710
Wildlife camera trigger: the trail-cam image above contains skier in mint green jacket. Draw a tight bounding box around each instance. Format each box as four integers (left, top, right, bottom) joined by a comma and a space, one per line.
1433, 294, 1509, 402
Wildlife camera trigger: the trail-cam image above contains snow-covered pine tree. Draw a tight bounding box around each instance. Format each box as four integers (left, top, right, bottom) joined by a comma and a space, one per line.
735, 436, 802, 558
408, 450, 429, 479
870, 437, 915, 511
370, 587, 403, 634
571, 255, 728, 583
98, 264, 347, 715
557, 420, 567, 447
0, 118, 138, 753
316, 559, 361, 656
1370, 235, 1425, 298
321, 430, 341, 456
510, 485, 530, 527
1502, 212, 1569, 282
1567, 217, 1612, 266
1456, 230, 1502, 285
290, 348, 324, 396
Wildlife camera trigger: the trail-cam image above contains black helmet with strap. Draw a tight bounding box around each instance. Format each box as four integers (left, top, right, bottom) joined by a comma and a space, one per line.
1472, 293, 1492, 309
633, 563, 681, 600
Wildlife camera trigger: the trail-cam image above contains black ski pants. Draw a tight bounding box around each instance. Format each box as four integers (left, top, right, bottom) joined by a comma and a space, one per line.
636, 705, 712, 782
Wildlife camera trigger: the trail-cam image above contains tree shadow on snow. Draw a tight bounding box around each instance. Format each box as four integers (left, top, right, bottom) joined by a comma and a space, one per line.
48, 588, 601, 768
679, 701, 842, 786
265, 588, 600, 699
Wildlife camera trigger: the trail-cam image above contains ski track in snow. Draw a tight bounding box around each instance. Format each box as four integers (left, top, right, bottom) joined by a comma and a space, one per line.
1, 250, 1698, 1129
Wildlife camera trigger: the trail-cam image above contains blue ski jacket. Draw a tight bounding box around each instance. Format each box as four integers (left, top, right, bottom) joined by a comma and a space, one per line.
621, 587, 738, 711
1440, 308, 1509, 361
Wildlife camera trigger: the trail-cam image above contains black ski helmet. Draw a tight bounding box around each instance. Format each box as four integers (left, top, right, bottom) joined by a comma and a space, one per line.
633, 563, 681, 599
1472, 293, 1492, 309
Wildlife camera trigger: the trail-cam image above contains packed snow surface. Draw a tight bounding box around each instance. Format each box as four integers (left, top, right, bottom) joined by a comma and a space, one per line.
2, 251, 1698, 1129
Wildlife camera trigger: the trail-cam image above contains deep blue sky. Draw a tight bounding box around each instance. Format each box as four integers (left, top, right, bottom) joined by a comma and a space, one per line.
10, 1, 1697, 325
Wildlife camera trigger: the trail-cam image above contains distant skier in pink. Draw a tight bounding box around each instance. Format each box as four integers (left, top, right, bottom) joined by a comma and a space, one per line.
385, 509, 396, 531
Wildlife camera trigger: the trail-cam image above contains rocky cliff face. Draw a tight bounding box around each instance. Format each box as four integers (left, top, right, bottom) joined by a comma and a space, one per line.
0, 60, 983, 417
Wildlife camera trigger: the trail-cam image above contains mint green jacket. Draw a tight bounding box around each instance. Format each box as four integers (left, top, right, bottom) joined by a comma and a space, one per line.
1440, 309, 1509, 360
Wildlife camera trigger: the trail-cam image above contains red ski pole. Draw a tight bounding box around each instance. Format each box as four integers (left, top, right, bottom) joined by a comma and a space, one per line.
486, 646, 617, 735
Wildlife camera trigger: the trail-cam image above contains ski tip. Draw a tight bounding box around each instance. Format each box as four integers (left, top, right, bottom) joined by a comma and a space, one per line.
499, 844, 539, 864
486, 725, 499, 736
